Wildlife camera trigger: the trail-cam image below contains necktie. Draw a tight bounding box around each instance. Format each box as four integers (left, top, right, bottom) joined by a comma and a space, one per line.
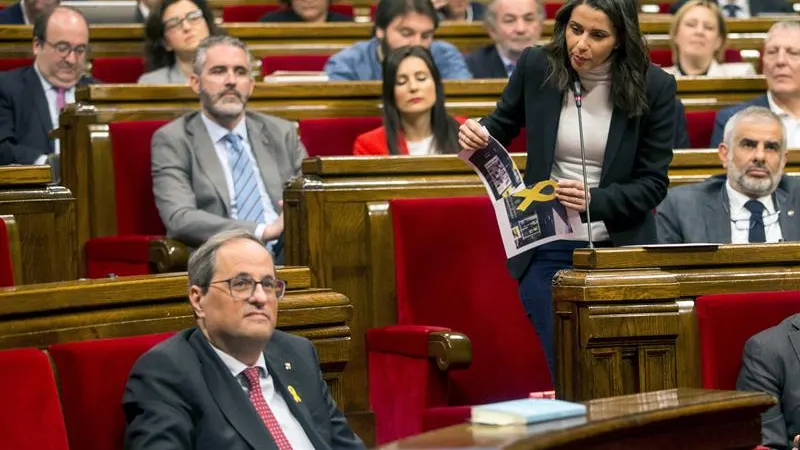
223, 133, 266, 224
744, 200, 766, 243
242, 367, 293, 450
505, 62, 515, 77
55, 87, 66, 111
722, 3, 741, 17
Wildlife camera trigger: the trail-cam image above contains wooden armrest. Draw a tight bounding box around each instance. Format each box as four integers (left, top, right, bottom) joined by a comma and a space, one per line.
428, 331, 471, 371
148, 238, 190, 273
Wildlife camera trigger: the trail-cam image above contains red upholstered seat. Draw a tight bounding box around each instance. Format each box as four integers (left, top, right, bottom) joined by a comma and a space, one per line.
299, 116, 382, 156
0, 57, 33, 72
649, 49, 744, 68
696, 291, 800, 390
368, 196, 552, 444
261, 54, 330, 75
223, 4, 353, 22
49, 332, 175, 450
91, 57, 146, 83
507, 128, 527, 153
0, 348, 70, 450
685, 110, 717, 149
84, 120, 170, 278
544, 2, 561, 18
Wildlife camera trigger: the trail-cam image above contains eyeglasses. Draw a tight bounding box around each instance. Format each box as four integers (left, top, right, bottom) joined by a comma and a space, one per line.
163, 9, 204, 32
730, 210, 781, 231
209, 276, 287, 300
44, 41, 89, 58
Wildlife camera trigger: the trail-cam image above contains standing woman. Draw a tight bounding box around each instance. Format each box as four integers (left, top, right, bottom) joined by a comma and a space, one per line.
459, 0, 676, 379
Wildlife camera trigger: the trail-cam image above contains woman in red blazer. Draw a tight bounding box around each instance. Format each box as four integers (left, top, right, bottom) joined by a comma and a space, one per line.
353, 46, 463, 156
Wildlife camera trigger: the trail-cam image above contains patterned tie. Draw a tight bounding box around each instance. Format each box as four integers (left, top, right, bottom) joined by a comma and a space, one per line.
223, 133, 266, 224
505, 62, 515, 77
744, 200, 766, 243
55, 87, 66, 111
722, 3, 741, 17
242, 367, 293, 450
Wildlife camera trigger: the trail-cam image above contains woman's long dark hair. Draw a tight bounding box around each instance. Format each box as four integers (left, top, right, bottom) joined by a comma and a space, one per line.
544, 0, 649, 117
381, 46, 460, 155
144, 0, 221, 71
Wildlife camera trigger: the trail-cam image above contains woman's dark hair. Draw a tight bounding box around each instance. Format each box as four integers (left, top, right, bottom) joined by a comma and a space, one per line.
144, 0, 221, 71
544, 0, 649, 117
372, 0, 439, 36
381, 46, 460, 155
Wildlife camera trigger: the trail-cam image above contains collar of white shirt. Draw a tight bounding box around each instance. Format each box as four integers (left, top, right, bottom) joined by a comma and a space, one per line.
210, 340, 269, 380
495, 45, 515, 75
138, 2, 150, 20
766, 91, 800, 121
201, 112, 249, 147
725, 178, 776, 219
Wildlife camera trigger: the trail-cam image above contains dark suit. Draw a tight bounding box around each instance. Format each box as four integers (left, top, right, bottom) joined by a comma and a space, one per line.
0, 66, 94, 165
260, 8, 353, 22
480, 46, 675, 279
709, 94, 769, 148
0, 2, 24, 24
133, 4, 146, 23
673, 99, 691, 149
124, 328, 366, 450
656, 174, 800, 243
669, 0, 792, 14
737, 314, 800, 450
465, 45, 510, 79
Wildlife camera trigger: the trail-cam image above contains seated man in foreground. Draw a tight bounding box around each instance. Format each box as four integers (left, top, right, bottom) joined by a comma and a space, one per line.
151, 35, 307, 256
657, 106, 800, 244
124, 229, 366, 449
736, 313, 800, 450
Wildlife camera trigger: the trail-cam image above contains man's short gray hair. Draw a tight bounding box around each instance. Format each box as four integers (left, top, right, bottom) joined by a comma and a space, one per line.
192, 35, 254, 76
722, 106, 786, 156
485, 0, 544, 29
188, 229, 266, 293
766, 20, 800, 46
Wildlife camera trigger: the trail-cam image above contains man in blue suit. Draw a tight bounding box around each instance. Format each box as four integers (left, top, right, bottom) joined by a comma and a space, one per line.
0, 0, 58, 24
710, 21, 800, 148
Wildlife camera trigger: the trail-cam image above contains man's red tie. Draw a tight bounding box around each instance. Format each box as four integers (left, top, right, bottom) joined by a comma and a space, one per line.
242, 367, 294, 450
55, 87, 66, 111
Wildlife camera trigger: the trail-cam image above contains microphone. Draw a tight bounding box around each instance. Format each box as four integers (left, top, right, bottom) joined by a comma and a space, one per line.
572, 78, 594, 249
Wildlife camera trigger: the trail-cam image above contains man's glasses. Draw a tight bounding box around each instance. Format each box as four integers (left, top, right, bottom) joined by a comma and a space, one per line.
163, 9, 204, 32
730, 210, 781, 231
44, 41, 89, 58
210, 275, 287, 300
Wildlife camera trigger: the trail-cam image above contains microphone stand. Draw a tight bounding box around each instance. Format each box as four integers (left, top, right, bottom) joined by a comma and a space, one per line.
573, 79, 594, 250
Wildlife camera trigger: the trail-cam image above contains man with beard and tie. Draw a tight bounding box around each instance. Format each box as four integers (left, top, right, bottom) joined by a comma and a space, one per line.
657, 106, 800, 244
150, 35, 307, 261
0, 5, 95, 166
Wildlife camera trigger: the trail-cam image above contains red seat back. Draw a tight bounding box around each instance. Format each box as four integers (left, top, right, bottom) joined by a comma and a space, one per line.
108, 121, 170, 235
506, 128, 527, 153
0, 348, 70, 450
544, 2, 562, 18
223, 4, 353, 22
91, 57, 146, 83
696, 291, 800, 390
0, 57, 33, 72
391, 197, 552, 407
685, 110, 717, 149
49, 333, 175, 450
299, 116, 382, 156
261, 54, 330, 75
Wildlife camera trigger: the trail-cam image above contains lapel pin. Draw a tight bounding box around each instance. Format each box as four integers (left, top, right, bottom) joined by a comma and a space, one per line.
287, 385, 302, 403
284, 362, 292, 370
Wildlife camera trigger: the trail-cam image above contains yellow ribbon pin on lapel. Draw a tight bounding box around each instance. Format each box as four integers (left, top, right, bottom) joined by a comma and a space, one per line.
512, 180, 558, 212
288, 385, 302, 403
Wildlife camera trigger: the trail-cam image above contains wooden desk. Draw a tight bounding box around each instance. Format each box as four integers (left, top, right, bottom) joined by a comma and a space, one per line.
379, 388, 774, 450
0, 166, 77, 284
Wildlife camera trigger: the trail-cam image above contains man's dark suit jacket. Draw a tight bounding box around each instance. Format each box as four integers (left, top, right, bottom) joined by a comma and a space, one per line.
465, 45, 509, 79
480, 46, 676, 279
737, 313, 800, 450
124, 328, 366, 450
669, 0, 792, 14
709, 94, 769, 148
0, 66, 95, 165
0, 2, 24, 24
260, 8, 353, 22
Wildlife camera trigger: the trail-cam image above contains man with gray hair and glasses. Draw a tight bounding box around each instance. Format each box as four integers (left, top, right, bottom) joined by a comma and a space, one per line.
657, 106, 800, 244
124, 229, 366, 450
151, 35, 307, 261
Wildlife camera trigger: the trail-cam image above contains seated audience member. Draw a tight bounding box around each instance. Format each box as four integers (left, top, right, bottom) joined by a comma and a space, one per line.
324, 0, 472, 80
0, 6, 93, 165
657, 106, 800, 244
124, 229, 366, 450
669, 0, 792, 16
260, 0, 353, 22
353, 46, 462, 155
711, 21, 800, 148
138, 0, 218, 84
736, 313, 800, 450
0, 0, 57, 24
663, 0, 755, 77
151, 36, 307, 258
465, 0, 542, 78
433, 0, 485, 21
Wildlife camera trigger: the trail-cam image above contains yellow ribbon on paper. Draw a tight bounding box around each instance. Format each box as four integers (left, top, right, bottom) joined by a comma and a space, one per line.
512, 179, 558, 212
287, 385, 302, 403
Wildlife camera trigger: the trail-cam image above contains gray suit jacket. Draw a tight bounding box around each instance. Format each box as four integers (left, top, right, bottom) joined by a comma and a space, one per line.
656, 175, 800, 244
137, 65, 188, 85
736, 314, 800, 450
124, 328, 366, 450
151, 111, 307, 247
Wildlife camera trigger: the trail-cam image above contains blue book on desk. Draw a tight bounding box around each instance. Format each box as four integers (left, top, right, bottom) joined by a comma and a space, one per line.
471, 398, 587, 426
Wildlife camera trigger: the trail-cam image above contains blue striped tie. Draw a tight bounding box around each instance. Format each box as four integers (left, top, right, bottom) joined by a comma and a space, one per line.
223, 133, 266, 224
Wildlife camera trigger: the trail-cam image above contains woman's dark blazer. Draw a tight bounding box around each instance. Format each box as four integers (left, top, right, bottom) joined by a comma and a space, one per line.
480, 46, 676, 279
